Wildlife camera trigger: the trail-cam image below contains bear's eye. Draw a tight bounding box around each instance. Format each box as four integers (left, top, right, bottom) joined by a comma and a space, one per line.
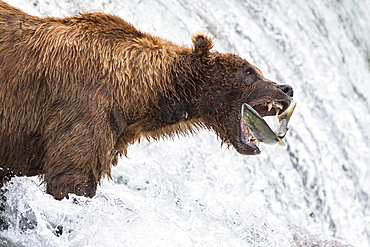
237, 66, 256, 86
245, 68, 255, 76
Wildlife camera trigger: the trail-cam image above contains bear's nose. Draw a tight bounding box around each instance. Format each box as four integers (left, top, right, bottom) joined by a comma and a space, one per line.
277, 84, 294, 97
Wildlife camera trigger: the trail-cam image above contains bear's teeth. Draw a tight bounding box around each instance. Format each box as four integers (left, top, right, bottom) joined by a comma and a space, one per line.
275, 107, 280, 116
265, 102, 283, 112
274, 102, 283, 110
252, 139, 258, 146
267, 102, 273, 111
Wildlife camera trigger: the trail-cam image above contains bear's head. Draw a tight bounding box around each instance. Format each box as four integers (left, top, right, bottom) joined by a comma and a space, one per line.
190, 34, 294, 155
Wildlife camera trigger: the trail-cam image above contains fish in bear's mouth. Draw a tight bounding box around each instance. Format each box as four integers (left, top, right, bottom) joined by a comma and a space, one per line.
240, 101, 297, 155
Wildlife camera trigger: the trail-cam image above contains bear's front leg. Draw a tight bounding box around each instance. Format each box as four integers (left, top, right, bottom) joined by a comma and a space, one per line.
42, 134, 101, 199
42, 101, 113, 200
44, 166, 98, 200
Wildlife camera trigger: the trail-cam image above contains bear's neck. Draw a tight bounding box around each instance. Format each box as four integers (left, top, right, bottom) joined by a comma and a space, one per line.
111, 50, 206, 150
112, 43, 203, 119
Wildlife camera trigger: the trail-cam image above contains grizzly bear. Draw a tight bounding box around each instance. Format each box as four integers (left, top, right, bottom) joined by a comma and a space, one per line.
0, 1, 293, 200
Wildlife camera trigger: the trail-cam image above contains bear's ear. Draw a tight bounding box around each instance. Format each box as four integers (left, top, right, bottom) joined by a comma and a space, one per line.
192, 34, 213, 57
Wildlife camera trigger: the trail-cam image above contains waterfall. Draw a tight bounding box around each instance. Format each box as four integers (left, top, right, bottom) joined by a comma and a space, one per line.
2, 0, 369, 246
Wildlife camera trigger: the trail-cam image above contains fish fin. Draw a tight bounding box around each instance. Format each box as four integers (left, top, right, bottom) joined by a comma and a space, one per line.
277, 138, 285, 146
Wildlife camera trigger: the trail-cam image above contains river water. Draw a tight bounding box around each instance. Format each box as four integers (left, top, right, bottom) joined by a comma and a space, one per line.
1, 0, 370, 246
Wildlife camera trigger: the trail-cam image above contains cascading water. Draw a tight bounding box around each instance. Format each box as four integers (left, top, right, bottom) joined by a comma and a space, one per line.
1, 0, 369, 246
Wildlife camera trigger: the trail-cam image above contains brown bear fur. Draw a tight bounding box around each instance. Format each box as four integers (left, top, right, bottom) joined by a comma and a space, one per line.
0, 1, 293, 199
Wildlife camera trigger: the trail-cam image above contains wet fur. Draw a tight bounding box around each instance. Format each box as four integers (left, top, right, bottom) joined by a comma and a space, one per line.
0, 1, 292, 199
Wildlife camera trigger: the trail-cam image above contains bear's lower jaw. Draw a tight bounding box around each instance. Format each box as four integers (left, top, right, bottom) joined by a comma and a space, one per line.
239, 117, 261, 155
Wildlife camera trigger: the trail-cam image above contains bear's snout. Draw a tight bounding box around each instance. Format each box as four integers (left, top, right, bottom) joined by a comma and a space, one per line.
276, 84, 294, 97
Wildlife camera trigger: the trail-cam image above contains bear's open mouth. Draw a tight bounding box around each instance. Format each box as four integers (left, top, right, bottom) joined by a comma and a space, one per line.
239, 100, 295, 154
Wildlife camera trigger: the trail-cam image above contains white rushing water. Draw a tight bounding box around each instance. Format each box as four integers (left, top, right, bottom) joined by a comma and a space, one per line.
1, 0, 369, 246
